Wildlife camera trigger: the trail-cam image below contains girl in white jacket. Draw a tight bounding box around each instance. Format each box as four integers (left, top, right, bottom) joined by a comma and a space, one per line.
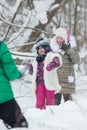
28, 38, 62, 109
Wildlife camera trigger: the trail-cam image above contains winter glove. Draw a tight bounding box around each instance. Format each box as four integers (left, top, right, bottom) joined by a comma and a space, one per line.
46, 64, 52, 71
60, 43, 70, 52
27, 63, 33, 75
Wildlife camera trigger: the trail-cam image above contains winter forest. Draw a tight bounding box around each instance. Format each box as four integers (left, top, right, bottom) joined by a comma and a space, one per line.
0, 0, 87, 72
0, 0, 87, 130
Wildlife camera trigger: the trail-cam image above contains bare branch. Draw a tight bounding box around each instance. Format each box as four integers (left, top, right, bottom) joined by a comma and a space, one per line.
27, 0, 34, 10
2, 0, 23, 40
73, 0, 78, 35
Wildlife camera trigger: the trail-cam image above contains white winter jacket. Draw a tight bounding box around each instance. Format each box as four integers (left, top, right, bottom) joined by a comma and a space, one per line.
31, 52, 62, 92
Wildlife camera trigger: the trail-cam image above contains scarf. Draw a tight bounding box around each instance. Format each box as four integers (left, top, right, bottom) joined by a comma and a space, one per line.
36, 54, 46, 63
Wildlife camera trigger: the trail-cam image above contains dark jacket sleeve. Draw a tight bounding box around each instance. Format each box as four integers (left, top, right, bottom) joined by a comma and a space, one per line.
0, 41, 21, 80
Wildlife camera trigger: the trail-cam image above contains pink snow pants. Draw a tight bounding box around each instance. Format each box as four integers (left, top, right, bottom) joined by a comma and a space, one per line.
36, 84, 55, 109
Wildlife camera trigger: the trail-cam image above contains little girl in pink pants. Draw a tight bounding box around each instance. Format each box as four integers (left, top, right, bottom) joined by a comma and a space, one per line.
28, 38, 62, 109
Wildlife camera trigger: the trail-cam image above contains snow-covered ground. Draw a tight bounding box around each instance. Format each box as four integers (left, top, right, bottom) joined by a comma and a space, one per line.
0, 69, 87, 130
0, 0, 87, 129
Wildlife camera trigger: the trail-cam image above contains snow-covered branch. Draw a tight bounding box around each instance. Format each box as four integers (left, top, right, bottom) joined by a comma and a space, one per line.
9, 41, 35, 49
12, 51, 36, 58
0, 16, 48, 34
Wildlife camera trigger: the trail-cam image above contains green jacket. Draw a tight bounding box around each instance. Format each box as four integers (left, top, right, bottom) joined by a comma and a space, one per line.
0, 41, 21, 103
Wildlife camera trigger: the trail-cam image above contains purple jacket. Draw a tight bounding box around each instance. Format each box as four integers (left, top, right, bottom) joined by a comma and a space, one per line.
28, 57, 60, 84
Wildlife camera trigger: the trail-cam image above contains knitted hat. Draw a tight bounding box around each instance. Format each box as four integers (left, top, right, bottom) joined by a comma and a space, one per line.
54, 27, 67, 44
35, 37, 51, 53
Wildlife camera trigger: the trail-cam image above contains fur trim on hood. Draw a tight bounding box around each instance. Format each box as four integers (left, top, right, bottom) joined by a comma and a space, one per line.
50, 35, 76, 53
54, 27, 68, 44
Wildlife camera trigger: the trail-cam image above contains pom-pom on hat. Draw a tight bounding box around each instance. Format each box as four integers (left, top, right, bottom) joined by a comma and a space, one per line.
54, 27, 67, 44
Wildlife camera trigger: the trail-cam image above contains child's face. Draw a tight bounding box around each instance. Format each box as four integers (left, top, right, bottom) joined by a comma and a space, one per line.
38, 47, 45, 55
56, 36, 65, 45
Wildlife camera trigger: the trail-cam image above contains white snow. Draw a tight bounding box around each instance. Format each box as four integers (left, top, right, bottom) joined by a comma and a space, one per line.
0, 68, 87, 130
0, 1, 87, 130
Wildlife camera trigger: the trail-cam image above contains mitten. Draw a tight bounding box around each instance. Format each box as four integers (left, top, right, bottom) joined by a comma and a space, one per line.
27, 63, 33, 75
60, 44, 70, 52
46, 57, 60, 71
46, 64, 52, 71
